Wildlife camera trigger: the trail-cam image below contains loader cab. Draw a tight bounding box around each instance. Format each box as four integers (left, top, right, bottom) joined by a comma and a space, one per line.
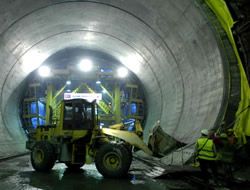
63, 99, 96, 130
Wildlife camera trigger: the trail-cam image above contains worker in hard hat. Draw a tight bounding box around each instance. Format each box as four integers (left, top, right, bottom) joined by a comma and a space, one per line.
226, 128, 237, 145
195, 129, 219, 185
218, 129, 237, 182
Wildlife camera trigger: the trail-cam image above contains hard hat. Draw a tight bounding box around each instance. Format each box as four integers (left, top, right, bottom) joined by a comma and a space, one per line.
201, 129, 209, 136
220, 133, 227, 138
227, 128, 234, 135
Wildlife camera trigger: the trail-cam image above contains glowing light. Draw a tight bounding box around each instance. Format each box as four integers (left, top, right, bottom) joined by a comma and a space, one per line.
22, 61, 41, 74
83, 33, 95, 41
66, 89, 71, 92
38, 65, 51, 77
121, 54, 144, 74
96, 80, 101, 84
66, 80, 71, 85
21, 51, 48, 74
78, 59, 93, 72
117, 67, 128, 78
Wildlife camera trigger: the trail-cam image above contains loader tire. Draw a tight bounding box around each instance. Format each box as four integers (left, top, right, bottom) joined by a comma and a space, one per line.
65, 163, 84, 170
31, 141, 56, 172
95, 143, 132, 178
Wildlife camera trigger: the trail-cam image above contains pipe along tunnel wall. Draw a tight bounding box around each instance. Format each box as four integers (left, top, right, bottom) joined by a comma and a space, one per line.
0, 0, 241, 158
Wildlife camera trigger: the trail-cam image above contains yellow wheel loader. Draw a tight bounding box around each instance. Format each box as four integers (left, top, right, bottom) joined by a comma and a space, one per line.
26, 98, 152, 178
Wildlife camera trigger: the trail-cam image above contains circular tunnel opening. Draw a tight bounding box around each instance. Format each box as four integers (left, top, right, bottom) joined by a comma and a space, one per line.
20, 47, 147, 134
0, 0, 241, 158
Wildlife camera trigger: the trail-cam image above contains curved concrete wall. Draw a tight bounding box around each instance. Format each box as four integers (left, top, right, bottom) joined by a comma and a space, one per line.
0, 0, 238, 158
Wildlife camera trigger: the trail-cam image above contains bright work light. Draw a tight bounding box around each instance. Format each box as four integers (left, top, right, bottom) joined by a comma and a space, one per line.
38, 65, 51, 77
78, 59, 93, 72
117, 67, 128, 78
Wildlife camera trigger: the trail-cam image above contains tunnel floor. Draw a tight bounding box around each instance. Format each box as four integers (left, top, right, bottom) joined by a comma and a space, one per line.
0, 155, 250, 190
0, 155, 197, 190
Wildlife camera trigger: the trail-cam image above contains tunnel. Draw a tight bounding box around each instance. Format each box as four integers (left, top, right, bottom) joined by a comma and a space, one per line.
0, 0, 243, 159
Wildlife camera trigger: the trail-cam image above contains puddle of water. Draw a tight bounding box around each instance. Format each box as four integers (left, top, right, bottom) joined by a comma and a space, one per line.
13, 165, 169, 190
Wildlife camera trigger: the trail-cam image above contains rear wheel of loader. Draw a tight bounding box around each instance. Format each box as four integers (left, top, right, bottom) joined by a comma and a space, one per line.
65, 163, 84, 170
95, 143, 132, 178
31, 141, 56, 172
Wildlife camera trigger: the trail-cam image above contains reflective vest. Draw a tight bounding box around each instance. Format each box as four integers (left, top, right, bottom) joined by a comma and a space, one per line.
196, 137, 217, 160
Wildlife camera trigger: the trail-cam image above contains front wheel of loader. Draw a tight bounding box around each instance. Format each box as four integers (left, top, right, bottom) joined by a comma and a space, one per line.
95, 143, 132, 178
31, 141, 56, 172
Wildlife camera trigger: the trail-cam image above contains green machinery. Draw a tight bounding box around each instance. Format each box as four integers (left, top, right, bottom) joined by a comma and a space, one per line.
22, 80, 145, 131
26, 98, 152, 178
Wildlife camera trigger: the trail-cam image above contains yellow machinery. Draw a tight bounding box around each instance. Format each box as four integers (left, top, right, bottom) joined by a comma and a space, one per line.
26, 98, 152, 178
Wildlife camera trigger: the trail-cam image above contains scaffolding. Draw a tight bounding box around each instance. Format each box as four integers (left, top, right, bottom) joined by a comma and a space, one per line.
22, 81, 145, 130
123, 83, 144, 121
22, 83, 46, 132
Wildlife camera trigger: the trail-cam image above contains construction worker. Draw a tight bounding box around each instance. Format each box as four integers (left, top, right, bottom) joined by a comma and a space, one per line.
195, 129, 218, 185
218, 129, 237, 181
227, 128, 237, 145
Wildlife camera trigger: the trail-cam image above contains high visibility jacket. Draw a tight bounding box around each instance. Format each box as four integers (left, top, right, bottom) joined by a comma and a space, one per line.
196, 137, 217, 160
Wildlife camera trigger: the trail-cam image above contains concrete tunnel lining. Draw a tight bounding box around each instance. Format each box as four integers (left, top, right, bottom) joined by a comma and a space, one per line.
0, 0, 234, 158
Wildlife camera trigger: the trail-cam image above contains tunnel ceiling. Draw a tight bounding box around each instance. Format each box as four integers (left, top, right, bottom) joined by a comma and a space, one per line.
0, 0, 241, 158
38, 48, 124, 80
